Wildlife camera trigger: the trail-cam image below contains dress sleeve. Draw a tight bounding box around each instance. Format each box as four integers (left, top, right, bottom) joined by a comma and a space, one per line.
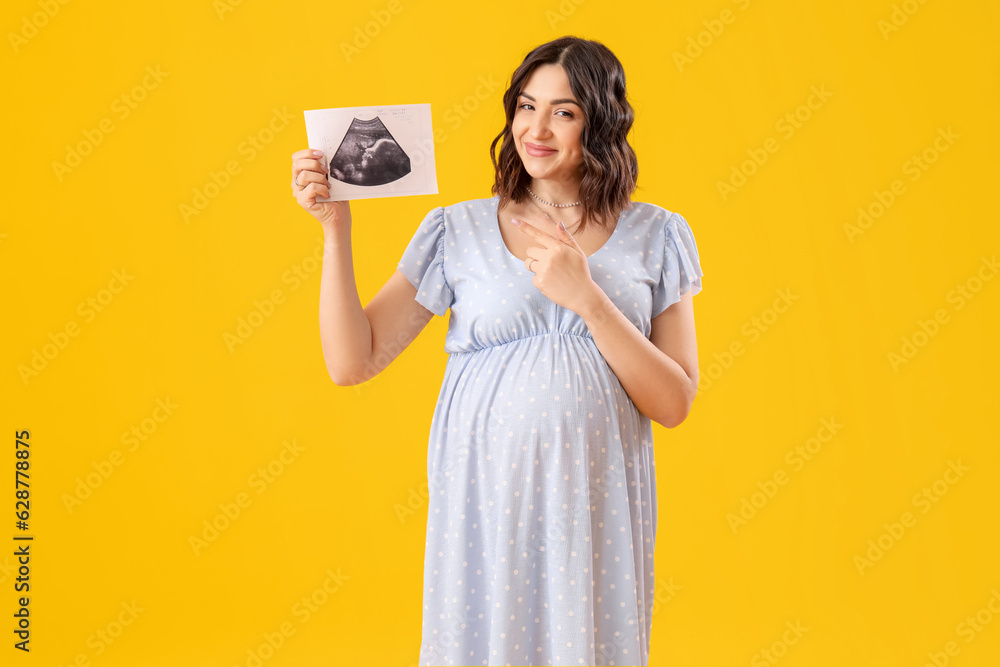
397, 206, 454, 317
650, 211, 704, 318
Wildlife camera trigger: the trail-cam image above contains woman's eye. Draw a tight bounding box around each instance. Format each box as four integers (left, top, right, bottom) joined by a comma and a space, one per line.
517, 103, 573, 118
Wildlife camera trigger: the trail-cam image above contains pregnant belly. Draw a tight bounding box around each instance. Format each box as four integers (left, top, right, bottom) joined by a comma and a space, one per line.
441, 333, 628, 440
428, 333, 644, 511
426, 333, 653, 580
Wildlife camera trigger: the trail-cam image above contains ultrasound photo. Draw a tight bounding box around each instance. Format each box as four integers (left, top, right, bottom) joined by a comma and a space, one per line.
303, 103, 437, 201
329, 116, 411, 186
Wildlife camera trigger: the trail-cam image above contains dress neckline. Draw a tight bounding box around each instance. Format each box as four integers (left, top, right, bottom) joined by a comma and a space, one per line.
490, 194, 626, 263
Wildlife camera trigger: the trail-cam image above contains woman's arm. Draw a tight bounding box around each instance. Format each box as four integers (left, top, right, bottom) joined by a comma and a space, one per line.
291, 148, 436, 386
579, 289, 699, 428
319, 224, 434, 385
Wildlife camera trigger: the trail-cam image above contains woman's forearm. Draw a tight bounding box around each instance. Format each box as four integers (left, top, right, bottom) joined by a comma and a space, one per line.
318, 223, 372, 385
580, 288, 696, 429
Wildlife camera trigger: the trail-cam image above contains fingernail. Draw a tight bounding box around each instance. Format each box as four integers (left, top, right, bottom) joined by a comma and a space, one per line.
511, 219, 521, 226
312, 150, 323, 157
558, 220, 566, 231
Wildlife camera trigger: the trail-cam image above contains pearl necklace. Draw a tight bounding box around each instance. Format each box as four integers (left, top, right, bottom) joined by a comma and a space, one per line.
524, 190, 583, 237
527, 187, 580, 208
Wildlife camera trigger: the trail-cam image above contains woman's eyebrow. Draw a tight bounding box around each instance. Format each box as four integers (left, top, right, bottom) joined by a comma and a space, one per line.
518, 91, 580, 107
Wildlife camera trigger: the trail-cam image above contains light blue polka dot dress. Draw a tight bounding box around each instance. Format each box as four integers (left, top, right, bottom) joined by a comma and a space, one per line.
396, 194, 704, 666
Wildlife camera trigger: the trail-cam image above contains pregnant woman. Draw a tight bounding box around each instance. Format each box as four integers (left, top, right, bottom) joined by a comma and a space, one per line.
290, 36, 704, 667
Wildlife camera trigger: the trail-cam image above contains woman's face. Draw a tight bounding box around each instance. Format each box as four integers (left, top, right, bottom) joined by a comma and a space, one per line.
511, 63, 585, 188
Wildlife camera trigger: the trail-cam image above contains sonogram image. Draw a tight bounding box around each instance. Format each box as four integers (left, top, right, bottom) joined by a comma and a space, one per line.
328, 116, 411, 186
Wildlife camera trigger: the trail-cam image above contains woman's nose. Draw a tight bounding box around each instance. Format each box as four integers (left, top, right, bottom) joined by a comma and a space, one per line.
531, 116, 552, 138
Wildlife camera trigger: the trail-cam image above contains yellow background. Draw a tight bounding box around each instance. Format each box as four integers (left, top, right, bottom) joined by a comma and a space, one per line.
2, 0, 998, 665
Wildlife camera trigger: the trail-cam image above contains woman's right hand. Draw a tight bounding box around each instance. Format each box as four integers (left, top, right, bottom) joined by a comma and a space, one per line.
291, 148, 351, 230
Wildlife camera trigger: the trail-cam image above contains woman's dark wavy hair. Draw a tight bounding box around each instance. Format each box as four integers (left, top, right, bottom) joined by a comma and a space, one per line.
490, 36, 638, 235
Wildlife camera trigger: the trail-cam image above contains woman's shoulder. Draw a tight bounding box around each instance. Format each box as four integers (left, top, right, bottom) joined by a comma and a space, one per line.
440, 194, 498, 211
622, 200, 682, 227
421, 195, 497, 223
623, 199, 670, 214
620, 202, 700, 250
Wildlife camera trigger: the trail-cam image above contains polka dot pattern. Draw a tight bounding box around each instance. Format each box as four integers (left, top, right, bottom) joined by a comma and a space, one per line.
396, 195, 704, 666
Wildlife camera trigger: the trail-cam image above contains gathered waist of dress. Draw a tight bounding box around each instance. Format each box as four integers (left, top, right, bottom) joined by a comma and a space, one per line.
446, 329, 598, 355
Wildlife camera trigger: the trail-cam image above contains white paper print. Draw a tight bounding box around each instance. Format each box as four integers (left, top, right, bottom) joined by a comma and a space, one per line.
303, 103, 438, 201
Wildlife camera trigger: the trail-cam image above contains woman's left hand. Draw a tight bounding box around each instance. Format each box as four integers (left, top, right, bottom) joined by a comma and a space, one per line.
512, 217, 605, 316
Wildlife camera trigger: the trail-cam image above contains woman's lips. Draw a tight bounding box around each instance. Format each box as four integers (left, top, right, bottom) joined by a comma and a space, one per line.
525, 142, 556, 157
